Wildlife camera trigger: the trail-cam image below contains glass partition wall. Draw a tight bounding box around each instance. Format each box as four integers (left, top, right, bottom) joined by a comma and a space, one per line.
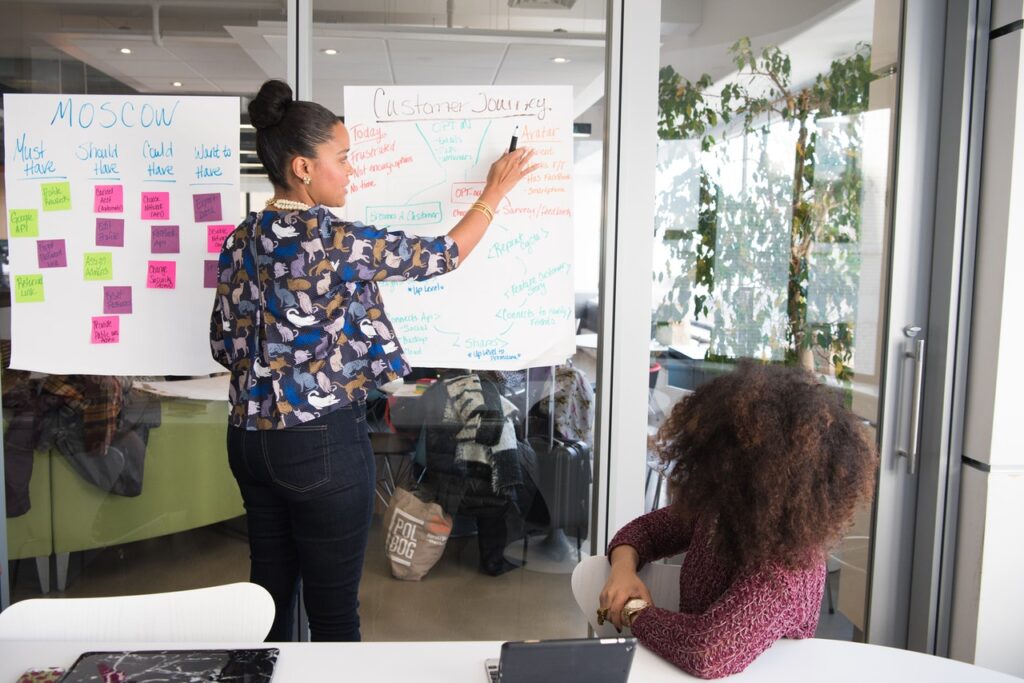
0, 0, 282, 607
308, 0, 607, 642
646, 0, 902, 643
1, 0, 607, 643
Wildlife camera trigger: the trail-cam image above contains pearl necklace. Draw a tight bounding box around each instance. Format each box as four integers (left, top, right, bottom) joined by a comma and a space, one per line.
265, 198, 312, 211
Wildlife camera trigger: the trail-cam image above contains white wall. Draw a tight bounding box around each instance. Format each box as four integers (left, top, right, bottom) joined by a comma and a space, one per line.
992, 0, 1024, 30
950, 20, 1024, 680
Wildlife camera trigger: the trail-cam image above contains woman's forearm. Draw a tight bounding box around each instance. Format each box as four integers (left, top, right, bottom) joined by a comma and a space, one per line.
446, 188, 502, 260
609, 544, 641, 572
446, 148, 536, 261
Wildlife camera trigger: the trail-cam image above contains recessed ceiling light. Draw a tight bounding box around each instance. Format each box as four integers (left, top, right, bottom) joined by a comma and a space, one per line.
551, 57, 570, 64
119, 47, 132, 55
321, 48, 339, 55
171, 81, 183, 87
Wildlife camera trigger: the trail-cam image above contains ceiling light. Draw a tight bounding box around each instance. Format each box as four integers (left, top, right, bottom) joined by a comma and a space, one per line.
551, 57, 570, 64
171, 81, 183, 87
322, 48, 338, 55
119, 48, 132, 55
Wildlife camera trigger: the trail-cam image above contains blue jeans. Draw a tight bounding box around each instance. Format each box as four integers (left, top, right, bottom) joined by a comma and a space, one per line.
227, 402, 375, 642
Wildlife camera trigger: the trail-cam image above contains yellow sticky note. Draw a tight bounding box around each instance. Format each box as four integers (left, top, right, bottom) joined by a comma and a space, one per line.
14, 274, 45, 303
41, 181, 72, 211
8, 209, 39, 238
83, 252, 113, 281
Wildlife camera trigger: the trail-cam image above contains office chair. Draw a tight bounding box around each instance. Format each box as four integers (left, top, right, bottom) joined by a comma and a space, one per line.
570, 554, 682, 637
0, 582, 274, 641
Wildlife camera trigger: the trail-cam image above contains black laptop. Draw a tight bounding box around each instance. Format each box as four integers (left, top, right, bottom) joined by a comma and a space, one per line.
58, 648, 278, 682
485, 637, 637, 683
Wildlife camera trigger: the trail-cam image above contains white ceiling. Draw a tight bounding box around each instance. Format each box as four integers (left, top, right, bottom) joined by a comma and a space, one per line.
4, 0, 877, 132
39, 20, 606, 119
10, 0, 609, 122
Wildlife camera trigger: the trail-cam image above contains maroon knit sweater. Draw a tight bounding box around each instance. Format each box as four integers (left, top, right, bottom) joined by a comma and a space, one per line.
607, 505, 825, 679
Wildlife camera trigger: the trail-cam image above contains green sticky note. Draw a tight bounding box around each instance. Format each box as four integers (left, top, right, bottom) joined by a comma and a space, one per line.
8, 209, 39, 238
41, 181, 72, 211
83, 252, 113, 281
14, 274, 45, 303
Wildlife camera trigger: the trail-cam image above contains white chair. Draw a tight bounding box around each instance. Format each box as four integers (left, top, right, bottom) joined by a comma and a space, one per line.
571, 554, 681, 637
0, 582, 274, 642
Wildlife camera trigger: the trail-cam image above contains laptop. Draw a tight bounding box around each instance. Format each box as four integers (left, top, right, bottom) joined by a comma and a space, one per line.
485, 637, 637, 683
58, 648, 279, 682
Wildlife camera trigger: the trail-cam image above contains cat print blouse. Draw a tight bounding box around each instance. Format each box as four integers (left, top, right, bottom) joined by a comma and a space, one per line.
210, 206, 459, 430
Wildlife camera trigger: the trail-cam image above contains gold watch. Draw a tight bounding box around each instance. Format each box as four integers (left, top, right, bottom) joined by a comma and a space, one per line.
621, 598, 650, 628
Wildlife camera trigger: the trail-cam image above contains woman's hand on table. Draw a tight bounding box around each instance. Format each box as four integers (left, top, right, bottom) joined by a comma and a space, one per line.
600, 546, 654, 631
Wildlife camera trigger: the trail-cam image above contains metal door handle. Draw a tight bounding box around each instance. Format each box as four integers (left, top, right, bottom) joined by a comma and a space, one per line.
898, 326, 925, 475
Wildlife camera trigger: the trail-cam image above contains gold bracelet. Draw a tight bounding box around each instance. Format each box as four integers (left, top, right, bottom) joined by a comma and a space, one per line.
470, 203, 493, 220
470, 199, 495, 220
467, 205, 492, 222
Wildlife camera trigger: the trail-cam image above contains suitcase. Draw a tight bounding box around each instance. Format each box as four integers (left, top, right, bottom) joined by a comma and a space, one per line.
528, 436, 592, 539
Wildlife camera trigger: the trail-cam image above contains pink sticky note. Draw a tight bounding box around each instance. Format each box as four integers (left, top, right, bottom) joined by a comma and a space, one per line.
103, 286, 132, 314
96, 218, 125, 247
207, 224, 235, 253
146, 260, 176, 289
150, 225, 180, 254
141, 192, 170, 220
193, 193, 223, 223
94, 185, 124, 213
204, 260, 220, 288
37, 239, 67, 268
91, 316, 120, 344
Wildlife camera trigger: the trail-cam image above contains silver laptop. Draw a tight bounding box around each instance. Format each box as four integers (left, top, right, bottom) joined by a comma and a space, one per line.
485, 637, 637, 683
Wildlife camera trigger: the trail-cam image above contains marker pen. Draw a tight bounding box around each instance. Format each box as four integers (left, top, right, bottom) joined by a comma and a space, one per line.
509, 125, 519, 152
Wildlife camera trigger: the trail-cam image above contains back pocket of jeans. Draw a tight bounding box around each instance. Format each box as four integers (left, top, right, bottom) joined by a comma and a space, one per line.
261, 425, 330, 492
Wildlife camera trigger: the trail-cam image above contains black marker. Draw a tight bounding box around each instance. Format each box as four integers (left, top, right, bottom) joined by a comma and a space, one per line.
509, 125, 519, 152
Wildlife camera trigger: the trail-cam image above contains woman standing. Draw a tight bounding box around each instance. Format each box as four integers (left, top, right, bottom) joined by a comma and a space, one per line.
210, 79, 536, 641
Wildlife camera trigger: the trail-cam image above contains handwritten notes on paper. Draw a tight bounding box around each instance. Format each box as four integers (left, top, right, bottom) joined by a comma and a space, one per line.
8, 209, 39, 238
193, 193, 222, 222
96, 218, 125, 247
3, 94, 239, 374
91, 316, 120, 344
83, 252, 113, 280
343, 86, 575, 370
41, 182, 72, 211
206, 224, 234, 253
140, 191, 170, 220
151, 225, 180, 254
103, 286, 133, 314
146, 261, 176, 289
14, 274, 45, 303
36, 239, 67, 268
94, 185, 123, 213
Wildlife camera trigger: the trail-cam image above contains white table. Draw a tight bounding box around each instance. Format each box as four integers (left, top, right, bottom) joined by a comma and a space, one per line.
0, 639, 1019, 682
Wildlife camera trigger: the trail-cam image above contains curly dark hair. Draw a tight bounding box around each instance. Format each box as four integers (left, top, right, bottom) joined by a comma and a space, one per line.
658, 360, 877, 572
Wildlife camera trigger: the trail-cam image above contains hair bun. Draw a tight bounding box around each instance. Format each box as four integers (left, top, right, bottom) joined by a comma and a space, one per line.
248, 79, 293, 130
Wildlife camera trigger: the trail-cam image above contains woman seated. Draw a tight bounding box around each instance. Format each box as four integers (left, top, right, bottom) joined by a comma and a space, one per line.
599, 360, 877, 678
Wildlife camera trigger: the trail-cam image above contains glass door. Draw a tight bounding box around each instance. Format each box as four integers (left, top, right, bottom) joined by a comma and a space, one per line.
640, 0, 945, 647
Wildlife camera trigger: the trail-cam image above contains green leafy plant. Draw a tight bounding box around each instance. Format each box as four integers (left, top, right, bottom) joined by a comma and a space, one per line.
654, 38, 873, 379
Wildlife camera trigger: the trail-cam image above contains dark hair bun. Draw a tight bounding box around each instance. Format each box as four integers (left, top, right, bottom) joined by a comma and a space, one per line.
248, 79, 293, 130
